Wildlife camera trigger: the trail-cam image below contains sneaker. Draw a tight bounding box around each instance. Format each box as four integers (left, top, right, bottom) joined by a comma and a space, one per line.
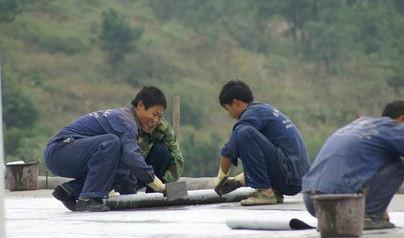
75, 198, 111, 212
240, 190, 277, 206
272, 188, 284, 203
52, 185, 77, 211
364, 217, 396, 230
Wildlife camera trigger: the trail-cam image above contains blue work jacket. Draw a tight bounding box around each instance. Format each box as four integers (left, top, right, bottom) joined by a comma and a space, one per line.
302, 117, 404, 194
49, 107, 155, 183
221, 102, 310, 180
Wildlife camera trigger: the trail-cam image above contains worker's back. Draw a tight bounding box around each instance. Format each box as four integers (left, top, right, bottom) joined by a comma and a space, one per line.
303, 116, 404, 194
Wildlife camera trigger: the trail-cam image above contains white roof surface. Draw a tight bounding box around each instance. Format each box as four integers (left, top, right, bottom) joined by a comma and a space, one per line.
5, 190, 404, 238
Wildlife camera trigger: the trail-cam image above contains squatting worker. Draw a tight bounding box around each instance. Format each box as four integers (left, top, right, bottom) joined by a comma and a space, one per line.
302, 100, 404, 230
213, 80, 310, 206
44, 86, 183, 212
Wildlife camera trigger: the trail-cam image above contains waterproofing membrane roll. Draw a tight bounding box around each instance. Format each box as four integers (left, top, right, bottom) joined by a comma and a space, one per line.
106, 187, 254, 210
227, 217, 315, 230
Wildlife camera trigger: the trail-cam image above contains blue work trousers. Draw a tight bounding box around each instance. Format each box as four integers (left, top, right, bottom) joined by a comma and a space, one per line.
44, 134, 121, 199
236, 126, 301, 195
304, 158, 404, 218
113, 142, 172, 194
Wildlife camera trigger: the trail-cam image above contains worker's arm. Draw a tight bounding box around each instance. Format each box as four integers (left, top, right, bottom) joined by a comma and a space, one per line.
221, 108, 262, 166
219, 155, 232, 175
106, 110, 155, 184
214, 109, 261, 194
213, 156, 246, 196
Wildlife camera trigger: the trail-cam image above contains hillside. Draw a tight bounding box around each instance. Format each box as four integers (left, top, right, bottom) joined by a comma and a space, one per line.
1, 0, 403, 176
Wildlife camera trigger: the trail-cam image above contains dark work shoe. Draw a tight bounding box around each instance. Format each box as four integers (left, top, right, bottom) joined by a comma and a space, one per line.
75, 198, 111, 212
52, 185, 77, 211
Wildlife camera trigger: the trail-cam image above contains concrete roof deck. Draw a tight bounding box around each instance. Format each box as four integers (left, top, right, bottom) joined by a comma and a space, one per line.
4, 190, 404, 238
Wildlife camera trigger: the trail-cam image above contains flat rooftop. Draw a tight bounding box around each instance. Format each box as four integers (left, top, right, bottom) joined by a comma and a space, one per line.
4, 190, 404, 238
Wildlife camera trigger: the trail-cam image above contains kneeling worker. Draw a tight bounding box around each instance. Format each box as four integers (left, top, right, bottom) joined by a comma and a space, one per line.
213, 80, 310, 206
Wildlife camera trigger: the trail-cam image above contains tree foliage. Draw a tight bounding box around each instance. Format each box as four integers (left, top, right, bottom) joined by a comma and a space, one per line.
2, 67, 39, 128
0, 0, 402, 176
0, 0, 26, 23
98, 9, 143, 65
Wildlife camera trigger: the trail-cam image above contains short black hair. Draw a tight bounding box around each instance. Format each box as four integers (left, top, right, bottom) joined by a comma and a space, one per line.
131, 86, 167, 109
219, 80, 254, 107
381, 100, 404, 119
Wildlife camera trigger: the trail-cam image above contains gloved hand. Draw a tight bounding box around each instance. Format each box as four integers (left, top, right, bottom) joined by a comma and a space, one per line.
213, 167, 230, 190
233, 172, 245, 186
147, 176, 166, 192
214, 172, 245, 196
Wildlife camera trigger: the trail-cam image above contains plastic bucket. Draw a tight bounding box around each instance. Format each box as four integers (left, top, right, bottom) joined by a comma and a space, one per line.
6, 161, 40, 191
312, 193, 365, 237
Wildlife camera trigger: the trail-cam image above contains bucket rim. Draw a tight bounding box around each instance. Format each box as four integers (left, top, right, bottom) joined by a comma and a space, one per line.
6, 160, 40, 166
311, 193, 363, 200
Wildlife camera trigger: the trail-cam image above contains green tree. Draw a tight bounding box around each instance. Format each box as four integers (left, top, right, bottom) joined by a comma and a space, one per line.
99, 9, 143, 65
182, 128, 222, 177
2, 68, 39, 128
2, 65, 40, 162
0, 0, 26, 23
270, 0, 318, 42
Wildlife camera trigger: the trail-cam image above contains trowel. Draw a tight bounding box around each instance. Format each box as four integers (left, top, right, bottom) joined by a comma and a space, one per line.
163, 181, 188, 201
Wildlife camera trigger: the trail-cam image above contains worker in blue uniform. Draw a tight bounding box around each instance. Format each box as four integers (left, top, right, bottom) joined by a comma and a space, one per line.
213, 80, 310, 206
302, 100, 404, 229
44, 86, 169, 211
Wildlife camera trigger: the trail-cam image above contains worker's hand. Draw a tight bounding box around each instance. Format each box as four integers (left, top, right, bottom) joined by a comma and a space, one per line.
214, 172, 245, 196
213, 167, 230, 195
233, 172, 245, 186
213, 167, 230, 187
147, 176, 166, 193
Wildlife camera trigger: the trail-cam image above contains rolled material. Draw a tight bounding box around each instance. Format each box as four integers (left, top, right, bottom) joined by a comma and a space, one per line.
227, 217, 314, 230
37, 176, 215, 190
106, 187, 254, 210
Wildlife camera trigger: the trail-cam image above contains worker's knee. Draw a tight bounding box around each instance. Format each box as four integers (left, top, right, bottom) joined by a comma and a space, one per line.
150, 142, 170, 156
147, 143, 172, 174
237, 126, 259, 141
97, 134, 121, 164
99, 134, 120, 151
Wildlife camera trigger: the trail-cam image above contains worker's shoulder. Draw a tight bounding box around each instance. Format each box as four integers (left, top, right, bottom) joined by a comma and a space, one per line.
246, 102, 284, 118
354, 117, 403, 132
248, 102, 277, 111
101, 108, 139, 129
103, 107, 133, 119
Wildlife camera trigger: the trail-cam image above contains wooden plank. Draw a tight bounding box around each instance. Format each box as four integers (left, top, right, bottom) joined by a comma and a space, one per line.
0, 59, 6, 238
172, 96, 180, 142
